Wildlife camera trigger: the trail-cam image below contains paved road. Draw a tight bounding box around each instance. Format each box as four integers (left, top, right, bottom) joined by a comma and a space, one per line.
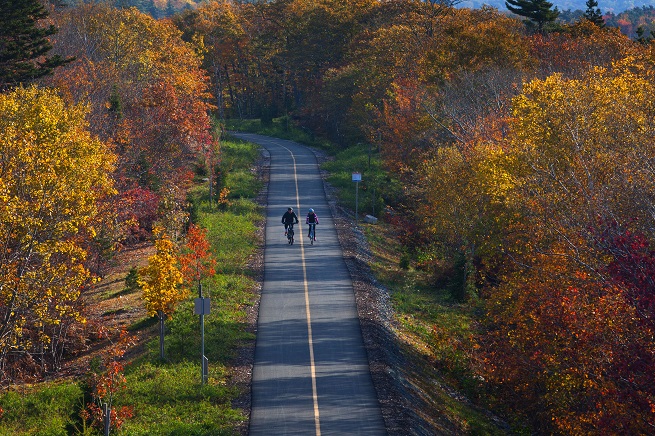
232, 133, 386, 435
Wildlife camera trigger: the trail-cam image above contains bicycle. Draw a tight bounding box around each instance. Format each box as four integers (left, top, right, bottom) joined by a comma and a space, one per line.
287, 224, 295, 245
308, 223, 316, 245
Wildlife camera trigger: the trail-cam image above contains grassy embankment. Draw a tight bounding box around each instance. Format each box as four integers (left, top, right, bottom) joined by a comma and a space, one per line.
0, 136, 263, 435
228, 118, 508, 434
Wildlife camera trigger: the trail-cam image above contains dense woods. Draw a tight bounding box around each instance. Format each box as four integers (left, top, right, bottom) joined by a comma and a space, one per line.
0, 0, 216, 384
172, 0, 655, 432
2, 0, 655, 433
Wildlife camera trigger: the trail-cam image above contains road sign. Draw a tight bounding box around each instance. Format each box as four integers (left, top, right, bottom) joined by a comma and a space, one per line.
194, 297, 211, 315
352, 172, 361, 182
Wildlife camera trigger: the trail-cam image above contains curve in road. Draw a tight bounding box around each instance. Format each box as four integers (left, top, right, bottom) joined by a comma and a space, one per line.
232, 133, 386, 436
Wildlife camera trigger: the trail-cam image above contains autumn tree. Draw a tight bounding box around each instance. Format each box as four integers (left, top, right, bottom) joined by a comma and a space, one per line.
138, 227, 185, 360
84, 328, 135, 434
528, 21, 633, 79
48, 2, 214, 243
174, 0, 254, 119
0, 86, 116, 381
179, 224, 216, 293
0, 0, 72, 89
480, 58, 655, 433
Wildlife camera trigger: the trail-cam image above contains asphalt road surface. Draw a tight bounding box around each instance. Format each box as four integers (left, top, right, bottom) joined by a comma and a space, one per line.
231, 133, 386, 435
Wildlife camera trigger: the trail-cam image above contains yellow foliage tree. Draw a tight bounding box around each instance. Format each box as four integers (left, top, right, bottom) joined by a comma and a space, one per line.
138, 227, 185, 360
0, 86, 115, 379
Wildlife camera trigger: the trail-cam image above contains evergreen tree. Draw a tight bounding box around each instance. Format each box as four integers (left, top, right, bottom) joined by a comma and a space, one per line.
583, 0, 605, 27
505, 0, 560, 32
636, 26, 654, 45
165, 0, 176, 18
0, 0, 73, 89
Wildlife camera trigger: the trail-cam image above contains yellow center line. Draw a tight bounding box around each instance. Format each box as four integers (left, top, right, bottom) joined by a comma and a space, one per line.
284, 143, 321, 436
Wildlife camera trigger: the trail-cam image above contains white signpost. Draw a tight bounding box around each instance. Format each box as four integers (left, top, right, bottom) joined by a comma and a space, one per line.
352, 172, 361, 223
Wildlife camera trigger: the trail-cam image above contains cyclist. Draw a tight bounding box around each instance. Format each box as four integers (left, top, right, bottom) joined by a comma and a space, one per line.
306, 208, 319, 240
282, 207, 299, 235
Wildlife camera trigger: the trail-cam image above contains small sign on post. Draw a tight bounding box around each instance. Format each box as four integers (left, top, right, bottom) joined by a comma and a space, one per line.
194, 297, 211, 315
352, 172, 361, 223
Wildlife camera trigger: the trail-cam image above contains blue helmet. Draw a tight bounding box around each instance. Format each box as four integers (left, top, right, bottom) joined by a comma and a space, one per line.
309, 208, 314, 213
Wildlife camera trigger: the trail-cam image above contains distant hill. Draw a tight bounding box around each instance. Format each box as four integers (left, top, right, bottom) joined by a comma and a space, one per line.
457, 0, 654, 14
73, 0, 203, 18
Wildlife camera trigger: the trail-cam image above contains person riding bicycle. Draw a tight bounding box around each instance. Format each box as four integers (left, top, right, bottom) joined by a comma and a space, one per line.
282, 207, 299, 235
306, 208, 319, 240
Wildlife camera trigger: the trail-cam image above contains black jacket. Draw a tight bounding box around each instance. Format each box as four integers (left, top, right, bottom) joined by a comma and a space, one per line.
282, 210, 299, 225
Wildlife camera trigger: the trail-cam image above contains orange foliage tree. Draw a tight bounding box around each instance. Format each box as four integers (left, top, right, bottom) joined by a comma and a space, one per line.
179, 224, 217, 294
48, 2, 215, 243
83, 328, 136, 433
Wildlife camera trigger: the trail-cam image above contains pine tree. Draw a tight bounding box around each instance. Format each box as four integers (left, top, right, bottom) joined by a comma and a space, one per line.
505, 0, 560, 32
0, 0, 73, 89
636, 26, 654, 45
583, 0, 605, 27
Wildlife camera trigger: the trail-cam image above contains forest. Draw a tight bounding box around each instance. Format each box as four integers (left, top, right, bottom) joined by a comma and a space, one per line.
2, 0, 655, 434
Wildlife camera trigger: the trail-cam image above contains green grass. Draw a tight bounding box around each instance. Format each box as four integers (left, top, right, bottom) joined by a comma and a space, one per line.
0, 383, 83, 436
327, 146, 507, 434
118, 362, 241, 435
0, 136, 263, 436
117, 137, 263, 434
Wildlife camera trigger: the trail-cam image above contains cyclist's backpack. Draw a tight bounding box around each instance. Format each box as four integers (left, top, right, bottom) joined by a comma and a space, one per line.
308, 212, 317, 223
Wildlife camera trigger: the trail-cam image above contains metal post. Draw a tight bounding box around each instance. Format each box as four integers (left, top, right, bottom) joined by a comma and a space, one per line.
355, 180, 359, 224
103, 402, 110, 436
199, 283, 205, 385
203, 355, 209, 384
195, 286, 211, 386
352, 172, 362, 224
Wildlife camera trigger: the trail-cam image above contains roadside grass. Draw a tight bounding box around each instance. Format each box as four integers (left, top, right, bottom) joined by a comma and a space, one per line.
320, 143, 402, 218
118, 137, 263, 435
363, 225, 503, 433
0, 383, 83, 436
0, 137, 263, 435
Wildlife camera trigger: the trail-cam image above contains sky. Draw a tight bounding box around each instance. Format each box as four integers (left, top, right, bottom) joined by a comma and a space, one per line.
456, 0, 655, 14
